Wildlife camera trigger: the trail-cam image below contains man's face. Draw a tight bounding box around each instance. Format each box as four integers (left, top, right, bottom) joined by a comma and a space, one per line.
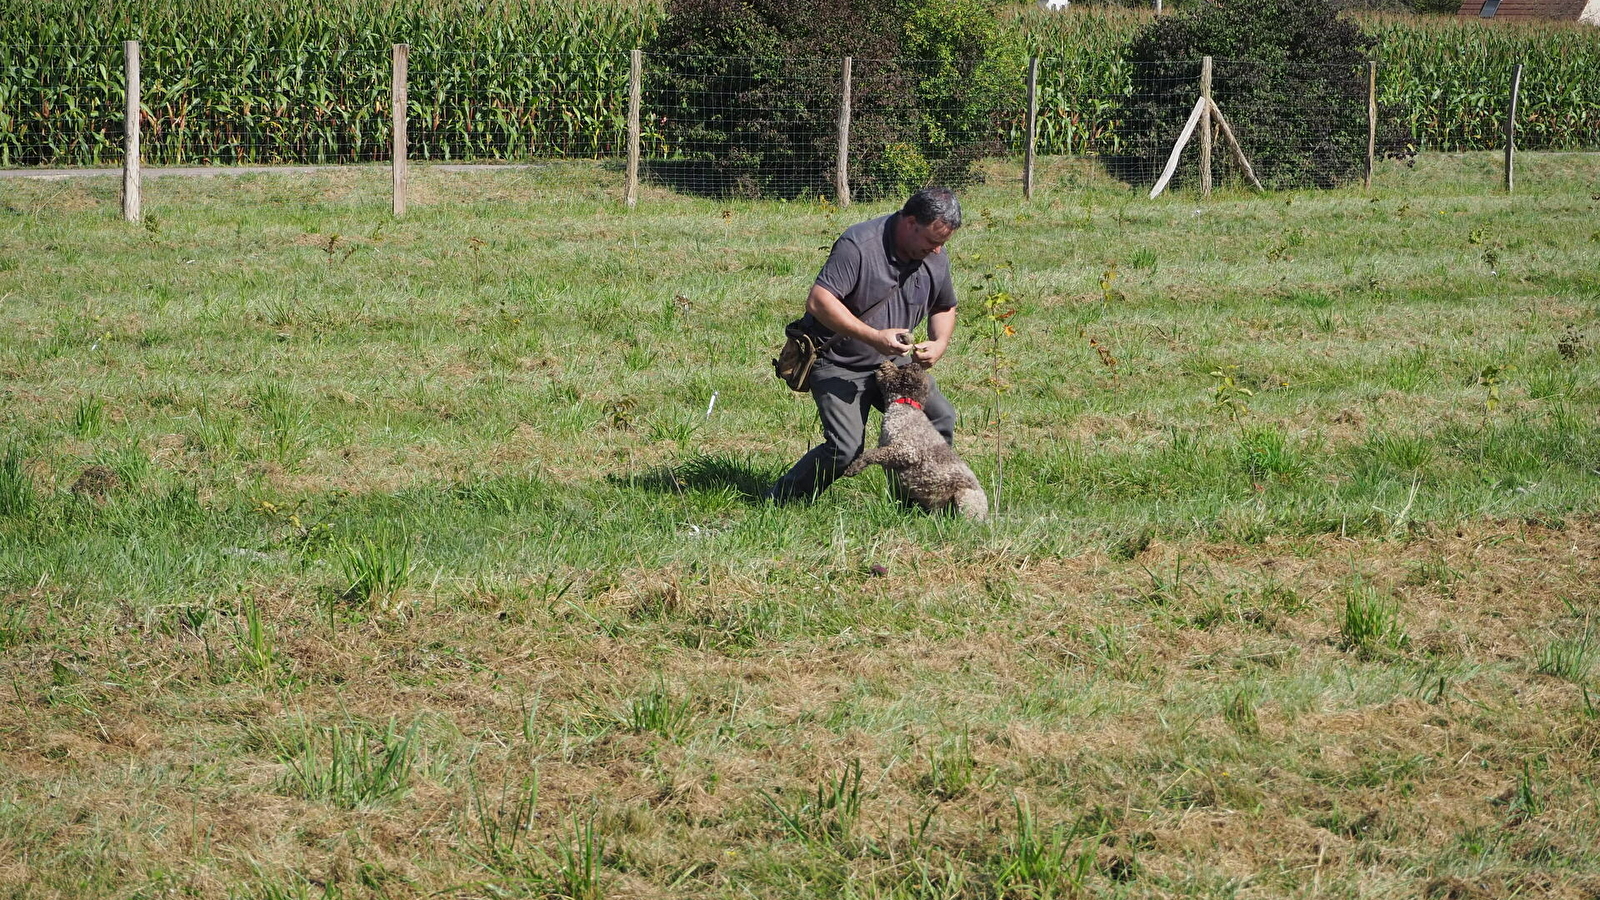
896, 216, 955, 261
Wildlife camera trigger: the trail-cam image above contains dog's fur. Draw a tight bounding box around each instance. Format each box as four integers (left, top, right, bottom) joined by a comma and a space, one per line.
841, 361, 988, 520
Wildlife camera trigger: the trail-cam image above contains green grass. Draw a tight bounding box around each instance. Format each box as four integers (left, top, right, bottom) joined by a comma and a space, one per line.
1, 153, 1599, 898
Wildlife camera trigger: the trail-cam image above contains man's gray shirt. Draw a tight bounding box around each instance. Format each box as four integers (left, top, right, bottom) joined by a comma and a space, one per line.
806, 212, 958, 369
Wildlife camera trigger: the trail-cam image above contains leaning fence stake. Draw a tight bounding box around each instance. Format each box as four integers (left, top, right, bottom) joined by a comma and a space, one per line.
122, 40, 141, 223
1149, 96, 1208, 200
627, 49, 641, 207
1505, 62, 1522, 195
392, 43, 408, 218
835, 56, 852, 208
1208, 100, 1264, 192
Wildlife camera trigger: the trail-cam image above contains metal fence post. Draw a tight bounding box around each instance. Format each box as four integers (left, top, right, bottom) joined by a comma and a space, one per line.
122, 40, 141, 222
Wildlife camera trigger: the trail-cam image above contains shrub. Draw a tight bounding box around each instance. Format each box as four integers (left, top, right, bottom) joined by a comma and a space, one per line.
1115, 0, 1381, 189
646, 0, 1021, 199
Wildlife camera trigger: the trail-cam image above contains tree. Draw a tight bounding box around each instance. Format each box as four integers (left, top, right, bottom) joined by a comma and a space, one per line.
1115, 0, 1378, 190
646, 0, 1022, 199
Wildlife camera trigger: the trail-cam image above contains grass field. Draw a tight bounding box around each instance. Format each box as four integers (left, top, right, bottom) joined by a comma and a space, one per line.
2, 153, 1599, 899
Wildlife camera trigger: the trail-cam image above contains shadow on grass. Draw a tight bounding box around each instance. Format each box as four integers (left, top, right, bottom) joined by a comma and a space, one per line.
610, 451, 776, 502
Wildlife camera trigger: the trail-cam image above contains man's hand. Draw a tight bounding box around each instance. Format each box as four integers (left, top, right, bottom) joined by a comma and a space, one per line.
912, 338, 949, 367
866, 328, 912, 356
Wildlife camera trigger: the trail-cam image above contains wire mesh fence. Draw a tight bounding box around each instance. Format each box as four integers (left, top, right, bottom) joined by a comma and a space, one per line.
1211, 60, 1375, 191
0, 44, 125, 167
3, 44, 1596, 210
410, 50, 630, 163
641, 52, 844, 200
141, 45, 391, 166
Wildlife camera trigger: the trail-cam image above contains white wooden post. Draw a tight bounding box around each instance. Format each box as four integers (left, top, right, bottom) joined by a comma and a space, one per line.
1199, 56, 1213, 198
1505, 62, 1522, 194
392, 43, 408, 217
627, 49, 641, 207
835, 56, 852, 208
122, 40, 141, 223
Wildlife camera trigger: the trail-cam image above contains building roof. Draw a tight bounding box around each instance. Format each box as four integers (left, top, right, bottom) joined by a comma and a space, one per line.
1457, 0, 1589, 20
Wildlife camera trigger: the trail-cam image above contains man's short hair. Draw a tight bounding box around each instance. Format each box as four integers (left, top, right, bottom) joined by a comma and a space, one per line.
902, 187, 962, 230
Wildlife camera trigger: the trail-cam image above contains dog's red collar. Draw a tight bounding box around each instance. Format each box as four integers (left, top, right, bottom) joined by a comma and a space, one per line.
893, 397, 923, 411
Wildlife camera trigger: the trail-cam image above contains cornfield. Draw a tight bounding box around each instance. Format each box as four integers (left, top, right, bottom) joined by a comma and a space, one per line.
1003, 6, 1147, 156
2, 0, 1598, 169
0, 0, 658, 166
1361, 13, 1600, 152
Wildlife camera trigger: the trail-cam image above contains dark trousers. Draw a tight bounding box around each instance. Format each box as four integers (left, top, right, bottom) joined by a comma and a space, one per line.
768, 360, 956, 501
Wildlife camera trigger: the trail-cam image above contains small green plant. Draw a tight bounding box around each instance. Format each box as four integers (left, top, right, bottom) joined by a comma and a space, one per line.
1138, 555, 1191, 606
1239, 426, 1303, 481
1476, 363, 1513, 415
645, 412, 700, 445
1223, 682, 1262, 737
1536, 632, 1595, 683
550, 815, 607, 900
996, 797, 1093, 899
71, 395, 106, 437
1210, 365, 1253, 424
232, 598, 276, 675
976, 259, 1017, 516
464, 772, 541, 874
1340, 584, 1408, 655
1365, 432, 1433, 472
924, 732, 979, 801
279, 720, 418, 809
0, 444, 35, 517
1098, 261, 1125, 307
340, 529, 413, 612
623, 683, 694, 741
1508, 760, 1542, 822
761, 759, 864, 849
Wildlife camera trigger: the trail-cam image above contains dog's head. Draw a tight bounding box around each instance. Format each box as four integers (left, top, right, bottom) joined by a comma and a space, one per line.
875, 360, 931, 403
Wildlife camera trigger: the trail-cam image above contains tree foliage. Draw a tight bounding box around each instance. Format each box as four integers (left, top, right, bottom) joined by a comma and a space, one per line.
646, 0, 1021, 199
1115, 0, 1380, 190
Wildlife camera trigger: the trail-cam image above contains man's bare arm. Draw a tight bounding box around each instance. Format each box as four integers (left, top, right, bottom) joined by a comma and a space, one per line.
805, 284, 910, 357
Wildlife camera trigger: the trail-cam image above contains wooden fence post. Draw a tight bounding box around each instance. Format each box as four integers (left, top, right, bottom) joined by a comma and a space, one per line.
1365, 61, 1377, 191
122, 40, 140, 223
836, 56, 851, 208
392, 43, 408, 218
1024, 56, 1038, 201
1505, 62, 1522, 195
627, 49, 641, 207
1199, 56, 1213, 198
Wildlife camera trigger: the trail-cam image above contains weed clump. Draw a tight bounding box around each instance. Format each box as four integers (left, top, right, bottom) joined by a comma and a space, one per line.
1340, 583, 1409, 656
0, 444, 35, 517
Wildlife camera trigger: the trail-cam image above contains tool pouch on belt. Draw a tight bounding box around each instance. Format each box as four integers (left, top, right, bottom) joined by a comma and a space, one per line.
772, 319, 832, 393
772, 286, 901, 393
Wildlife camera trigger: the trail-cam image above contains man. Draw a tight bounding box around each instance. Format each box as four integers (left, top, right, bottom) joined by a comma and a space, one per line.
765, 186, 963, 503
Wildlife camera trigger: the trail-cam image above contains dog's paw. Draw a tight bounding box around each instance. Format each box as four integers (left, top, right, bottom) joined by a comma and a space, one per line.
842, 461, 867, 478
